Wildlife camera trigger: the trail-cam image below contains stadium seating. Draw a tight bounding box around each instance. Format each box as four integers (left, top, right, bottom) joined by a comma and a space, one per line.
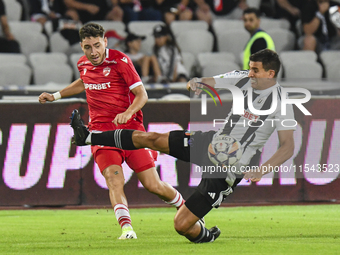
247, 0, 261, 8
280, 51, 321, 81
216, 29, 248, 63
0, 53, 27, 64
9, 21, 47, 56
177, 30, 214, 57
320, 50, 340, 71
70, 53, 84, 79
260, 18, 290, 31
198, 52, 236, 67
0, 63, 31, 86
91, 20, 125, 33
267, 28, 295, 53
3, 0, 22, 21
49, 32, 72, 53
280, 51, 318, 65
283, 61, 323, 81
201, 62, 240, 77
170, 20, 209, 38
29, 52, 68, 67
181, 52, 196, 78
212, 20, 244, 36
9, 21, 42, 33
324, 59, 340, 82
128, 21, 165, 35
197, 52, 237, 76
29, 52, 73, 85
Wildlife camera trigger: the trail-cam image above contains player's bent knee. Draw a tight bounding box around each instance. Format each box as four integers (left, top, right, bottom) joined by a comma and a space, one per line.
103, 169, 125, 189
174, 216, 191, 235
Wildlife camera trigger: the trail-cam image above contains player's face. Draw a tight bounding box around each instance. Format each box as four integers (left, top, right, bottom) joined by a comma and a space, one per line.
81, 36, 107, 65
243, 13, 260, 34
248, 61, 275, 90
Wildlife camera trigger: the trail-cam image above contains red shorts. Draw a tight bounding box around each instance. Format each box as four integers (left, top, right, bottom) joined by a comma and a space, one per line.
90, 121, 158, 173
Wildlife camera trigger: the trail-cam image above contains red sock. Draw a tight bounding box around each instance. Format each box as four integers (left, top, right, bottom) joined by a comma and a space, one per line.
165, 190, 185, 208
114, 204, 132, 228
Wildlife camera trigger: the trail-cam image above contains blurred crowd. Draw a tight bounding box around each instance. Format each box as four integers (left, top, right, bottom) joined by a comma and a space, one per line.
1, 0, 340, 84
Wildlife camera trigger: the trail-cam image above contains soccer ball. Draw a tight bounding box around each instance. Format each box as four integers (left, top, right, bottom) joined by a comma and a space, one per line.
208, 134, 242, 166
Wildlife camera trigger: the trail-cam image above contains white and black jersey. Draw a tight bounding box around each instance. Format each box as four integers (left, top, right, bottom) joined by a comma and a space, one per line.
213, 70, 296, 167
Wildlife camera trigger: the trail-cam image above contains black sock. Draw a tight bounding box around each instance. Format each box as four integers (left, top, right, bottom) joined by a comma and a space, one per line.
189, 222, 214, 243
91, 129, 137, 150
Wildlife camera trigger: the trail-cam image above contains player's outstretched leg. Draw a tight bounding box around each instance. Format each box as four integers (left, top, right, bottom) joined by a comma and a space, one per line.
69, 109, 89, 146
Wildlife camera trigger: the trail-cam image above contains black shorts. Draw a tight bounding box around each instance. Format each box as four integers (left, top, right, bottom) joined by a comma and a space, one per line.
185, 175, 243, 218
168, 130, 215, 166
169, 130, 244, 218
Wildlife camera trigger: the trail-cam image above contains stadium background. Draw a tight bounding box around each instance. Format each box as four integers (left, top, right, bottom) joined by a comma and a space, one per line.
1, 0, 339, 208
1, 98, 339, 206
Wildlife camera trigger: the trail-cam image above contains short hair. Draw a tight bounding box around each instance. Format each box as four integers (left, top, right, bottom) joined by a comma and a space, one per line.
249, 49, 281, 77
79, 23, 105, 41
243, 7, 261, 18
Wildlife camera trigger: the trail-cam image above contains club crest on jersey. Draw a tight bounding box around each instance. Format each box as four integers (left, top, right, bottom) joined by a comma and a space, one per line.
103, 67, 111, 76
121, 57, 128, 63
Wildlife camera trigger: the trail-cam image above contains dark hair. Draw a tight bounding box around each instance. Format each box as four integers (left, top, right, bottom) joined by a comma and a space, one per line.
79, 23, 105, 41
152, 25, 181, 56
243, 7, 261, 18
249, 49, 281, 77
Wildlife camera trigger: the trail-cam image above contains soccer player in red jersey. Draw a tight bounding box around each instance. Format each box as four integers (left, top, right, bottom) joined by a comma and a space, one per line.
38, 23, 184, 239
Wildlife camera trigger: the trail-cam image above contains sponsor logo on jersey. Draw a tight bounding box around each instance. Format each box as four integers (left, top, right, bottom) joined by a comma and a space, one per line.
84, 82, 111, 90
78, 61, 91, 67
242, 109, 259, 123
104, 59, 117, 64
103, 67, 111, 76
121, 57, 128, 63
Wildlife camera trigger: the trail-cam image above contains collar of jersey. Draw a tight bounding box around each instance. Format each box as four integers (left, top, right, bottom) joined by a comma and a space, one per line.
253, 82, 279, 95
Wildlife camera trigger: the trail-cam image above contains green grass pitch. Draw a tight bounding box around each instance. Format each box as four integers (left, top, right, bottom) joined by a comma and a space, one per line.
0, 205, 339, 255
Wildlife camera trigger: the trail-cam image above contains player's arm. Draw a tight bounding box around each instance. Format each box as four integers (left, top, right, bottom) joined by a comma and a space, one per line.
38, 78, 85, 104
187, 70, 249, 95
186, 77, 216, 95
113, 85, 148, 126
243, 130, 295, 182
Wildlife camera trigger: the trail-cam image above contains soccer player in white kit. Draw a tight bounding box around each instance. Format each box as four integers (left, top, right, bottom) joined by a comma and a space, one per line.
38, 23, 184, 239
70, 49, 296, 243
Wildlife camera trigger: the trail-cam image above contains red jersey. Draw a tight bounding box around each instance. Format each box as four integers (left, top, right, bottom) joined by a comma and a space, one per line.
77, 48, 144, 131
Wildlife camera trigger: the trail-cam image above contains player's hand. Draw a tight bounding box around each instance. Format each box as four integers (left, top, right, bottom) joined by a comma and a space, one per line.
187, 77, 203, 96
38, 92, 55, 104
242, 167, 263, 182
113, 111, 133, 126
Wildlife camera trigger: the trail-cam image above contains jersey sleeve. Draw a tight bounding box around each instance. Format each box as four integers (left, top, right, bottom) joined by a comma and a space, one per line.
214, 70, 250, 87
77, 57, 86, 81
274, 104, 296, 131
116, 52, 143, 90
